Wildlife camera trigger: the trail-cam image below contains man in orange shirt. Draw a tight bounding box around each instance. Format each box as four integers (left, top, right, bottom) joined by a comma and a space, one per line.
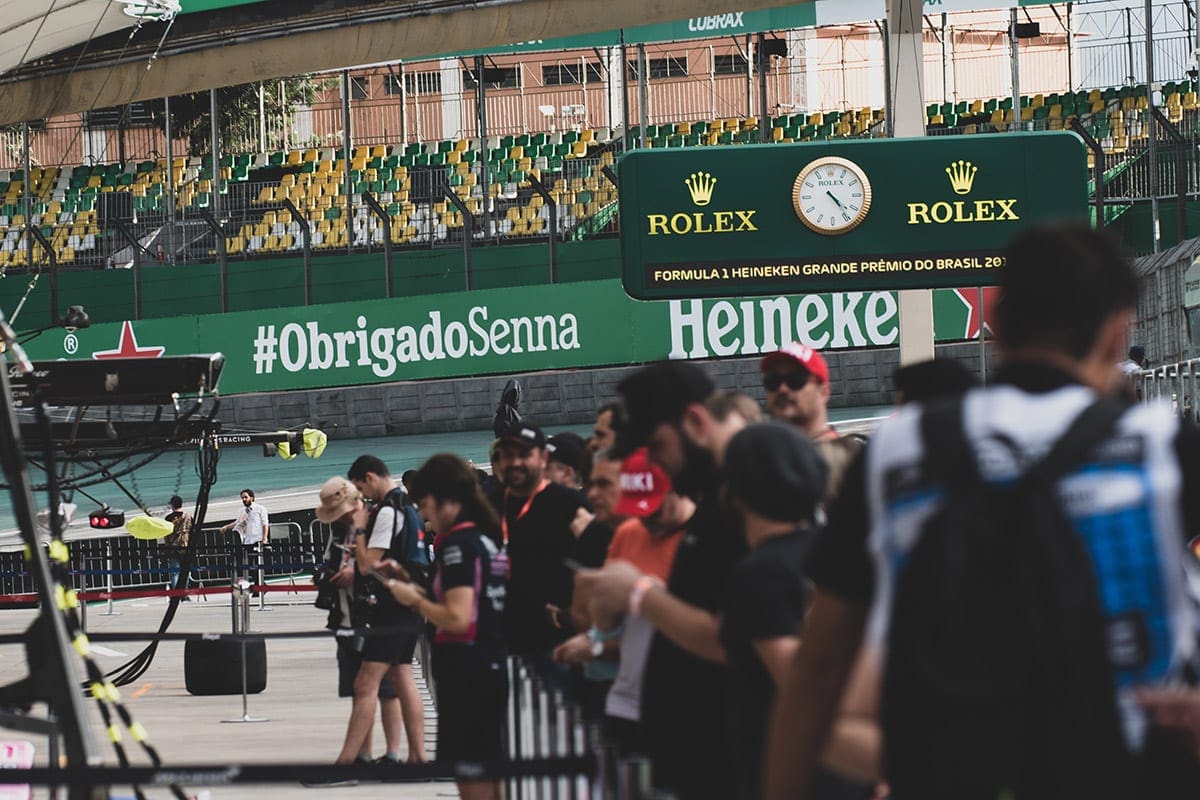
555, 448, 692, 754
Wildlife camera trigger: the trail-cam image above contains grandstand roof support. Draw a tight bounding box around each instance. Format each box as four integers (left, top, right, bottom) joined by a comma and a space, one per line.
1146, 0, 1161, 254
342, 71, 354, 257
474, 56, 493, 240
442, 186, 474, 290
361, 191, 394, 297
165, 95, 177, 266
1010, 9, 1021, 133
281, 198, 313, 305
757, 32, 769, 144
888, 0, 934, 369
527, 174, 557, 283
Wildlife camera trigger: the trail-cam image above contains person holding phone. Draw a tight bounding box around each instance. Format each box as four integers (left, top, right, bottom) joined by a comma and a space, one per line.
384, 454, 509, 800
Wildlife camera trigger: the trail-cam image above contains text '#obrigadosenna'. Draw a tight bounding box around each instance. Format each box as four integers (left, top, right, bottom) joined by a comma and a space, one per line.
251, 308, 580, 376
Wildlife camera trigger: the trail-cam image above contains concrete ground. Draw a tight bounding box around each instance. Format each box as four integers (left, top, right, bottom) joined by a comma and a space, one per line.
1, 592, 457, 800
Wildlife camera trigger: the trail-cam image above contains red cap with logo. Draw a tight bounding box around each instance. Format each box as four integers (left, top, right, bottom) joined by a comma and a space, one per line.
760, 341, 830, 385
615, 448, 672, 518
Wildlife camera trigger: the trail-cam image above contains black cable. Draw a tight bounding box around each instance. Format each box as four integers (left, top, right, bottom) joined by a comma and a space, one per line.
34, 401, 189, 800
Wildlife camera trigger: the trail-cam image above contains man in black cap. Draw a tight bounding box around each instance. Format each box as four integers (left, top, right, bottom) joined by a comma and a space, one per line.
489, 420, 587, 683
580, 361, 756, 800
720, 423, 828, 800
546, 432, 587, 495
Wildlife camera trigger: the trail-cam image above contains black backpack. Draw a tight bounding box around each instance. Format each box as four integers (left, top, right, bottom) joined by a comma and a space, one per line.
883, 397, 1133, 800
376, 487, 432, 588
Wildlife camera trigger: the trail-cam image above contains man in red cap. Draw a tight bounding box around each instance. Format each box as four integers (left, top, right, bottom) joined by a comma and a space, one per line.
760, 342, 860, 504
555, 448, 692, 753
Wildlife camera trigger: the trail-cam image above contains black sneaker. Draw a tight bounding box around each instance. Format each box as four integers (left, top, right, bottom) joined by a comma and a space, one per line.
301, 763, 360, 788
373, 756, 428, 783
300, 777, 358, 788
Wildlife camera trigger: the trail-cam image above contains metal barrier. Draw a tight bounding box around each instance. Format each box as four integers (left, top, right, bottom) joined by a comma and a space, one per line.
0, 521, 326, 606
1138, 358, 1200, 423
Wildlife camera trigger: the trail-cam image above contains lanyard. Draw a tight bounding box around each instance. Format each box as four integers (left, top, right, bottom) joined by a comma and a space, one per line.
501, 479, 548, 547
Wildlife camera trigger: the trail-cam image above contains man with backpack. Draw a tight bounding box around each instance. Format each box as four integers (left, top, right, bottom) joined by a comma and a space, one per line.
332, 455, 428, 770
765, 223, 1200, 800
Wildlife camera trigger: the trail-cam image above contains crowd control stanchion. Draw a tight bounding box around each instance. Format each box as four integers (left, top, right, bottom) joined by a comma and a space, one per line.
76, 576, 86, 634
256, 541, 269, 612
506, 657, 522, 800
520, 663, 537, 800
222, 580, 267, 724
536, 682, 552, 799
587, 721, 608, 800
616, 755, 652, 800
554, 690, 570, 799
102, 542, 119, 616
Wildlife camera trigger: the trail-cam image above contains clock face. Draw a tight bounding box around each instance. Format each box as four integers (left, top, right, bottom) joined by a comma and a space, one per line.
792, 156, 873, 235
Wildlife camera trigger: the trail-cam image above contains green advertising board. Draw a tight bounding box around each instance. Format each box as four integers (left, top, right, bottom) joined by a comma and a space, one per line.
618, 132, 1088, 300
20, 279, 994, 396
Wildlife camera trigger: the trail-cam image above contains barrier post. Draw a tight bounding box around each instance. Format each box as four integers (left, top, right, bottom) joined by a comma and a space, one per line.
101, 541, 119, 616
586, 721, 606, 800
256, 540, 269, 612
536, 682, 552, 798
616, 755, 652, 800
77, 576, 86, 633
506, 657, 522, 800
222, 580, 267, 724
520, 664, 536, 799
554, 691, 570, 799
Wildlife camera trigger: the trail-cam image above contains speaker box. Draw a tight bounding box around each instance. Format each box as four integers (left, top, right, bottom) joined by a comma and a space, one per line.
184, 638, 267, 695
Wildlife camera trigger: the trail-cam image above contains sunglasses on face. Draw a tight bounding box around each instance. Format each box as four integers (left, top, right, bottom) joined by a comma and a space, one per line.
763, 371, 813, 391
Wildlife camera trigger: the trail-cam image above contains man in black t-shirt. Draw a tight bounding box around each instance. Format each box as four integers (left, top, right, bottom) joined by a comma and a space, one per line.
489, 421, 586, 684
720, 423, 828, 800
579, 363, 758, 800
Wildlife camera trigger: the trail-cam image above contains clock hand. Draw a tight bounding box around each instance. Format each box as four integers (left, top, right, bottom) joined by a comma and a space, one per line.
826, 190, 844, 209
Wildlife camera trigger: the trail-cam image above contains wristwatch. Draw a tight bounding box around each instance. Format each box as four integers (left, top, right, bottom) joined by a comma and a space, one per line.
587, 624, 623, 657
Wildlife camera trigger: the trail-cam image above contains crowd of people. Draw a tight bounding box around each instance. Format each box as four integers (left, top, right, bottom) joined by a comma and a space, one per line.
304, 222, 1200, 799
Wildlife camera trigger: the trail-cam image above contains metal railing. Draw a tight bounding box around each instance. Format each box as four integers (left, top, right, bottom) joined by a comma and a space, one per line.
0, 521, 321, 606
1138, 359, 1200, 424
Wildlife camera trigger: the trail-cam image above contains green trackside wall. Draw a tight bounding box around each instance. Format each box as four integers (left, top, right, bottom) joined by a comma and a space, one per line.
0, 239, 619, 327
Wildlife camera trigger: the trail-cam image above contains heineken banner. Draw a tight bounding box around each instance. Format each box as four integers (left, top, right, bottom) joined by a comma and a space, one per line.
22, 279, 994, 396
619, 132, 1087, 301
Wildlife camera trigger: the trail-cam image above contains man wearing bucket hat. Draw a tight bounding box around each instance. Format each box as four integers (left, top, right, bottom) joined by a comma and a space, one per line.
305, 477, 405, 787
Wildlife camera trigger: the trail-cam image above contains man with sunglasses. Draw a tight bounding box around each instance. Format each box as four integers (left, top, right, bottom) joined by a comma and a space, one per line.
761, 343, 860, 505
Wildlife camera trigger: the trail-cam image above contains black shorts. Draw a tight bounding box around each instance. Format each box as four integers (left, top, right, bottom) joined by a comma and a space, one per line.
336, 638, 400, 699
432, 645, 508, 763
361, 611, 422, 666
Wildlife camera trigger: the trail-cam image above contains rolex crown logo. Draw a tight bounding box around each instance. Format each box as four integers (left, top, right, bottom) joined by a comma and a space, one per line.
685, 171, 717, 206
945, 160, 977, 195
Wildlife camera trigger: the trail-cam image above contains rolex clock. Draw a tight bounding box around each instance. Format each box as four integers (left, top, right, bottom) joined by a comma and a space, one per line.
792, 156, 873, 235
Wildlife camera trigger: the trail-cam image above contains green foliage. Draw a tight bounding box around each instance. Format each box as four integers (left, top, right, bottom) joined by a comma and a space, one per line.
154, 77, 326, 155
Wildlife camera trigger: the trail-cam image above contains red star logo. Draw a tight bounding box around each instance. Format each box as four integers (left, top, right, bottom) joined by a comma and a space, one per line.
954, 287, 1001, 340
92, 321, 166, 359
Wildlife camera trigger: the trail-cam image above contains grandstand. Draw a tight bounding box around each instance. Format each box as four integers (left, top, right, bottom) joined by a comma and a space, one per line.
1, 1, 1197, 273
